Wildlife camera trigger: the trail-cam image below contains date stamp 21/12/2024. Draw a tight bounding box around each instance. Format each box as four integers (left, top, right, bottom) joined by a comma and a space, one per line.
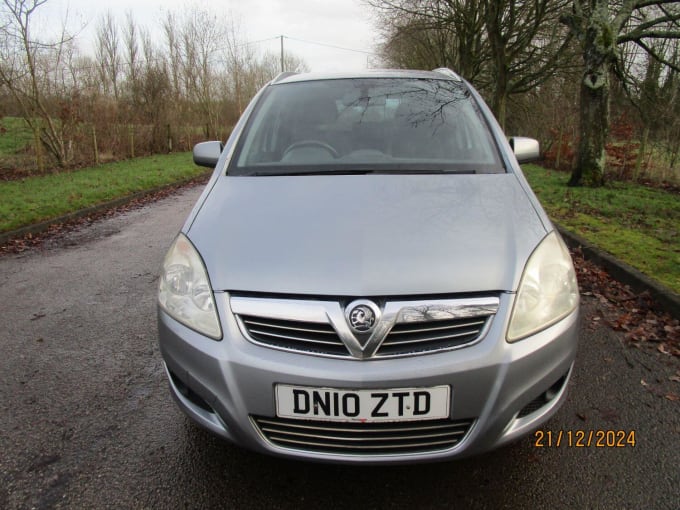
534, 430, 636, 448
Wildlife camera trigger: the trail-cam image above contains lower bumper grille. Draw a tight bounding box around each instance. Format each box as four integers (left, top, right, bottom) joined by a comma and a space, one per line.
252, 416, 474, 455
517, 373, 569, 418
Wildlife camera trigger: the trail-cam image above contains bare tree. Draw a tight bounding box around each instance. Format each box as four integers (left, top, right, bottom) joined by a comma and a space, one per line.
375, 0, 487, 81
95, 11, 121, 100
172, 8, 226, 138
137, 31, 171, 152
224, 17, 251, 116
240, 51, 309, 105
481, 0, 574, 130
162, 11, 182, 100
369, 0, 574, 130
1, 2, 311, 170
561, 0, 680, 186
0, 0, 74, 167
122, 11, 140, 102
629, 40, 680, 177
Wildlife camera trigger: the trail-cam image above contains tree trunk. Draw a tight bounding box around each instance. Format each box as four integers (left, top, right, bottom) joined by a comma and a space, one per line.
569, 6, 615, 188
556, 126, 563, 170
570, 70, 609, 186
670, 139, 679, 170
493, 89, 508, 133
485, 0, 508, 132
33, 126, 44, 173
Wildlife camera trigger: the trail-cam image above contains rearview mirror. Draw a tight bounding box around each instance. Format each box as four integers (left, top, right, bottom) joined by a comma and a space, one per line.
508, 137, 540, 163
193, 141, 223, 168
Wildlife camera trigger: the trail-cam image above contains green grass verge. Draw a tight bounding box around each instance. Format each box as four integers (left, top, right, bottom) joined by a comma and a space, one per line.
0, 117, 33, 156
0, 152, 207, 233
522, 164, 680, 294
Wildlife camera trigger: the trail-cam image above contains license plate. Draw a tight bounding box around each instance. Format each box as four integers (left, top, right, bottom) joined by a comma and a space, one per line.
275, 384, 450, 422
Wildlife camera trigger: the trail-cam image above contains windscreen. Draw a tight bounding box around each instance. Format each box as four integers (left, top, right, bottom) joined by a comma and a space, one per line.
230, 78, 503, 175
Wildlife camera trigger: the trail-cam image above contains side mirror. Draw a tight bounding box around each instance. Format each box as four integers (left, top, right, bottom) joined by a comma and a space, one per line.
508, 137, 540, 163
193, 141, 224, 168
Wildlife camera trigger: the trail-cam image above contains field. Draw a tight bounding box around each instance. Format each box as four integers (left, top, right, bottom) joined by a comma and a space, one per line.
522, 164, 680, 294
0, 153, 207, 233
0, 117, 33, 157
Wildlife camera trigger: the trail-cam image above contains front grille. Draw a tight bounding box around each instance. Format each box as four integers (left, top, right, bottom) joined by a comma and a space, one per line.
232, 295, 499, 359
252, 416, 473, 455
239, 315, 349, 356
377, 317, 489, 356
239, 315, 489, 358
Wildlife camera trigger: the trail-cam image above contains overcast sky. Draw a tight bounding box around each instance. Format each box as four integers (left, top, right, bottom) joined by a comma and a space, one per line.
37, 0, 382, 72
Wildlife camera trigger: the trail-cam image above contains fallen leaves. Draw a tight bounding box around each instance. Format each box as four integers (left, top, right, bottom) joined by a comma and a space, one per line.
641, 375, 680, 401
571, 247, 680, 358
658, 344, 672, 355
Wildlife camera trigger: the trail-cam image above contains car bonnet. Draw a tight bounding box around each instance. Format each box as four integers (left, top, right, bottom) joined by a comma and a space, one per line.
187, 173, 548, 296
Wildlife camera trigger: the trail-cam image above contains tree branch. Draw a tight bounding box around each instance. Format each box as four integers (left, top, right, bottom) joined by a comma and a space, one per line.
625, 12, 680, 35
619, 30, 680, 43
632, 0, 680, 9
635, 38, 680, 72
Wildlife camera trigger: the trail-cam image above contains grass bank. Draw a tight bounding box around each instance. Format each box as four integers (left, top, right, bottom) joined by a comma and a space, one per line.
522, 164, 680, 294
0, 152, 206, 233
0, 117, 33, 156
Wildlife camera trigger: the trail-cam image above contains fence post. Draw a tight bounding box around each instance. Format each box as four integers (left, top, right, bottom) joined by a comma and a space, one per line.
129, 124, 135, 158
92, 124, 99, 165
167, 123, 172, 153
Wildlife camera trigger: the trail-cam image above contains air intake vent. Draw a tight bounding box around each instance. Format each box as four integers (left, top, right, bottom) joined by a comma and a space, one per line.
517, 373, 569, 418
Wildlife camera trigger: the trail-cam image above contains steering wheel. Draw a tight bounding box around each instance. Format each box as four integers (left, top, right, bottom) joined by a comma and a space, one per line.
282, 140, 339, 158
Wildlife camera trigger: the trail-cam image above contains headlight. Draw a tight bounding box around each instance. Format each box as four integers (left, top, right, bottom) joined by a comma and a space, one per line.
507, 232, 579, 342
158, 234, 222, 339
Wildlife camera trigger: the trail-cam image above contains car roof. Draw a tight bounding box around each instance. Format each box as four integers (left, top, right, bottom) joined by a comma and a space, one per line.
272, 68, 463, 85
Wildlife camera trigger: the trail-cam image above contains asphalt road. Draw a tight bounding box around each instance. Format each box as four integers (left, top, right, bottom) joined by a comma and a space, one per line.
1, 184, 678, 509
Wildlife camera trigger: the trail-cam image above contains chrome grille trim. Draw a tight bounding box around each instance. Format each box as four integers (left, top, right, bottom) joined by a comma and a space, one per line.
243, 318, 337, 335
386, 329, 479, 344
251, 416, 474, 455
246, 327, 340, 345
387, 319, 486, 335
231, 295, 499, 359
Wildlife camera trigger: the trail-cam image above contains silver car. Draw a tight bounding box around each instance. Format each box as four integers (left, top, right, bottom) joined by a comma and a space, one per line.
157, 68, 579, 464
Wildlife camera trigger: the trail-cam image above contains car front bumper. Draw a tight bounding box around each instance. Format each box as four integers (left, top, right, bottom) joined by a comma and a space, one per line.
157, 292, 578, 464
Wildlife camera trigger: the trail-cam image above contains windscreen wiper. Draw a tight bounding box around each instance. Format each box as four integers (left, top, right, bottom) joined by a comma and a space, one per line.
249, 168, 477, 176
251, 169, 377, 176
